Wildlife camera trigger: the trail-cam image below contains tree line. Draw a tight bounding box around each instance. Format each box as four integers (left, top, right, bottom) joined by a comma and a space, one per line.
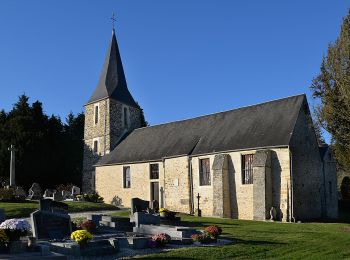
311, 10, 350, 172
0, 94, 84, 190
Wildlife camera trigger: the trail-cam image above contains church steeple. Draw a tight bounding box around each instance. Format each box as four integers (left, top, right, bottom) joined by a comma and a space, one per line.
83, 25, 143, 192
87, 29, 138, 108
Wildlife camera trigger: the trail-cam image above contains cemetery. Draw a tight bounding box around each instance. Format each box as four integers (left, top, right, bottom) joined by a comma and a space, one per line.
0, 195, 229, 259
0, 144, 349, 259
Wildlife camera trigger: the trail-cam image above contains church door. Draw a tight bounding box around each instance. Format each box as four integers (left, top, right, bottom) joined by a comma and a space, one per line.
151, 182, 159, 203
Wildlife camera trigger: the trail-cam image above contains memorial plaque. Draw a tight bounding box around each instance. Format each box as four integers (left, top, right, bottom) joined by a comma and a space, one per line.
31, 210, 71, 240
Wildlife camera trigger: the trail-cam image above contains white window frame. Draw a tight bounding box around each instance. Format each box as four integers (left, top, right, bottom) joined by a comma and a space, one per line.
123, 166, 131, 188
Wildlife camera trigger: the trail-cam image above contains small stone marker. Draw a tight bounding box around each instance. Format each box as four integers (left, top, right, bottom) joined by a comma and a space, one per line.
31, 199, 71, 239
71, 186, 80, 197
28, 183, 42, 200
61, 190, 71, 200
52, 191, 63, 201
43, 189, 54, 199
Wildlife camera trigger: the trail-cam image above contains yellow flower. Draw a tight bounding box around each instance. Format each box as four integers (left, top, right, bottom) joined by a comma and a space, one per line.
0, 229, 8, 243
70, 230, 93, 243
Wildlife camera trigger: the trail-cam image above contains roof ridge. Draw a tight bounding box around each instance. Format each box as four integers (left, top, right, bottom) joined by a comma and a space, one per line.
134, 93, 306, 131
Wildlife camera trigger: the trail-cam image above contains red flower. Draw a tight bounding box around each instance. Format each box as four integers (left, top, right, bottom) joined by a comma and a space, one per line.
204, 225, 222, 238
80, 220, 96, 232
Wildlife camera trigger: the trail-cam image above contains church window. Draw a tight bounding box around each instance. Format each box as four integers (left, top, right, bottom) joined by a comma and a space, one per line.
123, 107, 128, 128
150, 164, 159, 179
242, 154, 254, 184
93, 140, 98, 153
199, 158, 211, 186
94, 104, 99, 125
123, 166, 131, 188
329, 181, 332, 194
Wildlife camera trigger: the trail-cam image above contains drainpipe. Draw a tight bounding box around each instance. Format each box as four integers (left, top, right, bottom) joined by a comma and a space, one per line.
188, 156, 194, 215
162, 158, 166, 208
289, 148, 295, 222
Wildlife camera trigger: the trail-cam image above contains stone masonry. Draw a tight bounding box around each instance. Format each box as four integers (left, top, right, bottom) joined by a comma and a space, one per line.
83, 98, 142, 192
252, 150, 272, 221
212, 154, 231, 218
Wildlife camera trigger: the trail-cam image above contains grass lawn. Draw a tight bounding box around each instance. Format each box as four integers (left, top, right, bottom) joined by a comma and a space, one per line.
0, 201, 117, 218
113, 213, 350, 259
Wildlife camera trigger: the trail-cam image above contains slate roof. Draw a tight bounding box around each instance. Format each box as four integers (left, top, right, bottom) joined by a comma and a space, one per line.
87, 30, 138, 107
96, 94, 306, 166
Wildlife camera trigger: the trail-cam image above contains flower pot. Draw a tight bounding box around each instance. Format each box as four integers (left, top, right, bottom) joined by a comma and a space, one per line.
193, 241, 201, 246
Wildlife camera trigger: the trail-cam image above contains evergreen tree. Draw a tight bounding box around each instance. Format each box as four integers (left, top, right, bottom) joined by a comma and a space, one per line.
311, 10, 350, 170
0, 95, 84, 189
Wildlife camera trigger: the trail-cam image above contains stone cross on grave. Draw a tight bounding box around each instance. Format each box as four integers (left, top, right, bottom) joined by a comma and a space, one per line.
8, 144, 17, 187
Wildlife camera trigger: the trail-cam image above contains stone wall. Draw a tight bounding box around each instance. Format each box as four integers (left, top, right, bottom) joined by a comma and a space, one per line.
82, 98, 142, 192
289, 100, 323, 220
95, 147, 291, 221
212, 154, 231, 218
190, 148, 290, 220
252, 150, 272, 220
95, 161, 164, 207
83, 99, 110, 192
322, 148, 338, 219
163, 157, 191, 213
109, 100, 142, 151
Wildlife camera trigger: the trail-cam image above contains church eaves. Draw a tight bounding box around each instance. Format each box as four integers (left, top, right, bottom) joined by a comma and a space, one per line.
87, 29, 138, 108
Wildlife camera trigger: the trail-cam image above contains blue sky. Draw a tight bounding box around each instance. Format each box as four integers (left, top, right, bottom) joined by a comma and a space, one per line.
0, 1, 349, 141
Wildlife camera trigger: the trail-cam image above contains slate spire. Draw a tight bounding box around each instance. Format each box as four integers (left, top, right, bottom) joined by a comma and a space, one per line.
87, 29, 138, 107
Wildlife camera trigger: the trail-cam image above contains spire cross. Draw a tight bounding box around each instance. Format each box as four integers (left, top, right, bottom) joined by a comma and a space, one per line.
111, 12, 116, 30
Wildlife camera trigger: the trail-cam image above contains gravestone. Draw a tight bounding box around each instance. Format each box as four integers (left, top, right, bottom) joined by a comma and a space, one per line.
130, 198, 160, 227
131, 198, 151, 214
53, 191, 63, 201
71, 186, 80, 197
31, 199, 71, 239
61, 190, 71, 200
28, 183, 42, 200
43, 189, 54, 199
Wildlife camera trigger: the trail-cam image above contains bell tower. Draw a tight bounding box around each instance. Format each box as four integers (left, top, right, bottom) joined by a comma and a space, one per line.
82, 28, 143, 192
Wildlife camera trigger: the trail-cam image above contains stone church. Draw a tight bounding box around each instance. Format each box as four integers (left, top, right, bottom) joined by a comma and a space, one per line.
83, 29, 338, 222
